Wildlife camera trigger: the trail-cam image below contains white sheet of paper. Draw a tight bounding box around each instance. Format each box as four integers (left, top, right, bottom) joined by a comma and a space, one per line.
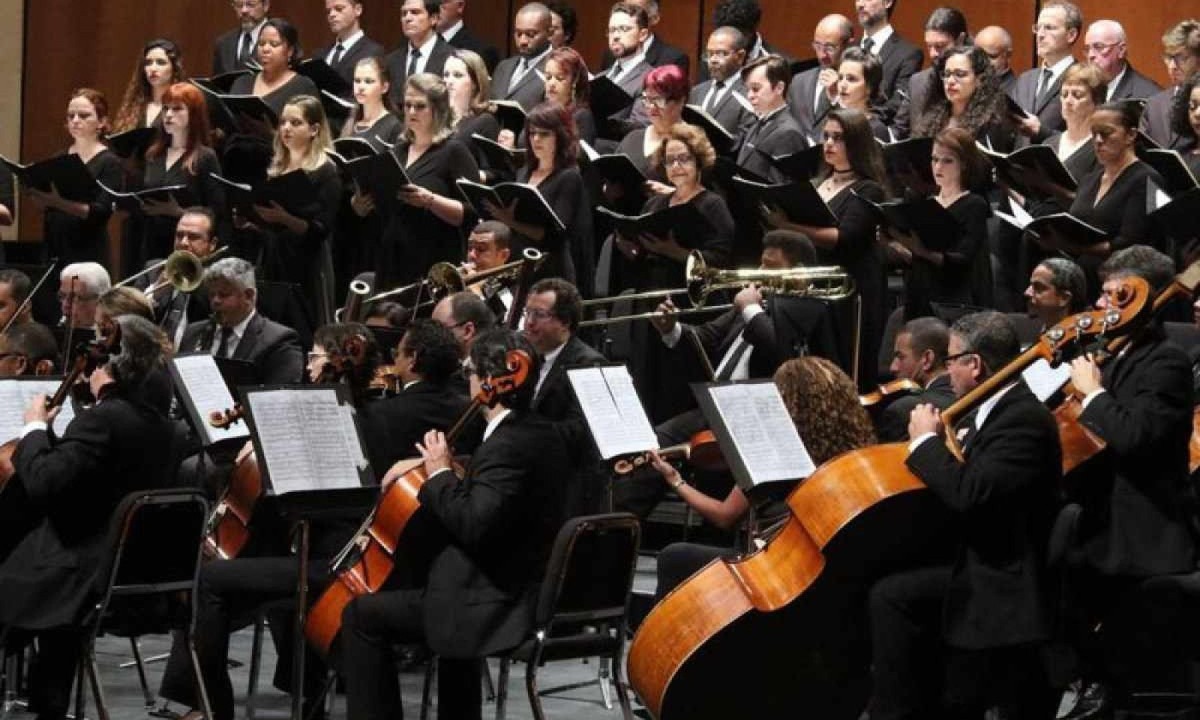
1021, 358, 1072, 403
247, 388, 364, 494
172, 354, 250, 445
567, 366, 657, 460
0, 380, 77, 444
708, 383, 815, 486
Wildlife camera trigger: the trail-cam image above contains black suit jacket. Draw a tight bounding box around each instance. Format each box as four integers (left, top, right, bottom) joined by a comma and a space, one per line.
213, 26, 261, 77
179, 312, 304, 386
735, 108, 810, 183
601, 35, 690, 76
1013, 61, 1077, 143
1107, 64, 1161, 102
891, 66, 935, 140
874, 33, 924, 122
531, 335, 606, 453
490, 53, 551, 112
1077, 333, 1196, 576
386, 35, 454, 105
0, 390, 175, 629
906, 382, 1061, 649
359, 381, 472, 478
1141, 86, 1185, 150
683, 298, 837, 381
690, 76, 755, 141
417, 411, 568, 657
313, 35, 388, 91
136, 261, 212, 329
445, 26, 500, 73
876, 374, 957, 443
786, 67, 834, 141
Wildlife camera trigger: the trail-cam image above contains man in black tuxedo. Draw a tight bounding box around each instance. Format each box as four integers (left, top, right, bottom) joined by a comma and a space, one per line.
1085, 20, 1161, 103
437, 0, 499, 73
489, 3, 554, 112
892, 7, 967, 140
313, 0, 387, 90
868, 311, 1061, 718
735, 55, 809, 183
386, 0, 454, 106
1140, 20, 1200, 149
690, 26, 755, 140
788, 15, 853, 140
600, 0, 689, 76
0, 315, 177, 720
140, 207, 219, 348
213, 0, 270, 76
340, 328, 568, 720
523, 278, 607, 515
1013, 2, 1082, 144
1063, 247, 1196, 704
854, 0, 923, 123
975, 25, 1017, 95
179, 257, 303, 386
876, 317, 955, 442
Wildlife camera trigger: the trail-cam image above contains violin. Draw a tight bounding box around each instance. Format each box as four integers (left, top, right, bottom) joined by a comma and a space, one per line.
612, 430, 726, 475
858, 379, 922, 408
627, 277, 1153, 719
305, 349, 532, 657
0, 324, 121, 491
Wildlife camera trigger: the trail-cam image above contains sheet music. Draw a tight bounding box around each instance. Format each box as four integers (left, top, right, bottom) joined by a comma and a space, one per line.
1022, 358, 1072, 403
0, 380, 77, 444
567, 366, 657, 460
246, 388, 365, 494
707, 383, 815, 486
172, 354, 250, 445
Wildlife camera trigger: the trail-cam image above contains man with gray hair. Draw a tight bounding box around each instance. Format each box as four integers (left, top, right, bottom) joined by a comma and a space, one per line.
688, 25, 756, 137
1014, 0, 1083, 142
58, 261, 110, 330
1142, 19, 1200, 148
179, 257, 303, 386
788, 14, 854, 139
1085, 19, 1161, 102
868, 310, 1060, 716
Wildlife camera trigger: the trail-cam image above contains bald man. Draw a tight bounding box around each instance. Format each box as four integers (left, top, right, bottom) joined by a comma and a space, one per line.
975, 25, 1017, 95
788, 14, 854, 139
489, 2, 554, 111
1085, 19, 1161, 102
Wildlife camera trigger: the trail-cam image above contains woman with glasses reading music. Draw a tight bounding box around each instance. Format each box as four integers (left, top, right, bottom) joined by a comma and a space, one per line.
913, 45, 1015, 152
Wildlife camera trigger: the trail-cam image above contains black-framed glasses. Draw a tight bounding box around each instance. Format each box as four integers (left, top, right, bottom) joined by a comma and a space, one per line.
943, 351, 977, 367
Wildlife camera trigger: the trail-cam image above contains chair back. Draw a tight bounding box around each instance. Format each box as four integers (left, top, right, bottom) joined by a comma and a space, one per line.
535, 513, 640, 631
97, 489, 210, 600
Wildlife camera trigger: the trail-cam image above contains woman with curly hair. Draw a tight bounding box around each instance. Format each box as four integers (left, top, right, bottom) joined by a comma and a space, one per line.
648, 355, 876, 598
913, 45, 1015, 152
113, 39, 186, 133
1171, 70, 1200, 177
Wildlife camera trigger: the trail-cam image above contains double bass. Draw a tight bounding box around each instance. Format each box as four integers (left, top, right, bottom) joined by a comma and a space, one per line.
304, 349, 531, 656
626, 278, 1151, 719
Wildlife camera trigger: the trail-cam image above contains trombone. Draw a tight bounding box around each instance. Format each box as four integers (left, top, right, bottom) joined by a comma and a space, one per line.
580, 251, 856, 327
365, 248, 544, 305
116, 247, 229, 296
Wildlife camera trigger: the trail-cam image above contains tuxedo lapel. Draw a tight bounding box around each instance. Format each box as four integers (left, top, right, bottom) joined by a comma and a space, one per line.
232, 314, 262, 361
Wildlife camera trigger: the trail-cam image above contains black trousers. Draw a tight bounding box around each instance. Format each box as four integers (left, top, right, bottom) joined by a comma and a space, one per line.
867, 566, 1054, 720
1, 625, 82, 720
340, 589, 481, 720
654, 542, 735, 603
158, 556, 330, 720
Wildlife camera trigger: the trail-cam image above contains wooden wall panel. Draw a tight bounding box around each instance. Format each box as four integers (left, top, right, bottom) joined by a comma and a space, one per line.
1073, 0, 1178, 88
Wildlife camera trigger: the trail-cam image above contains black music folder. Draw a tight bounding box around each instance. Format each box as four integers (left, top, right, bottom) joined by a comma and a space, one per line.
471, 133, 528, 175
681, 104, 737, 156
759, 144, 824, 183
297, 58, 352, 98
106, 127, 159, 159
879, 135, 935, 189
455, 178, 566, 232
1148, 181, 1200, 239
210, 169, 319, 226
1, 153, 99, 202
589, 76, 636, 120
994, 198, 1108, 252
977, 142, 1078, 197
490, 100, 528, 135
342, 150, 413, 211
100, 181, 196, 214
1137, 147, 1199, 196
579, 140, 648, 192
596, 202, 711, 244
731, 176, 838, 227
191, 69, 254, 95
854, 194, 962, 252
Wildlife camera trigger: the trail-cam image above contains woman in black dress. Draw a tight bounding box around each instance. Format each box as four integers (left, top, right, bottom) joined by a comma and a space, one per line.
224, 19, 318, 184
26, 88, 122, 269
339, 56, 402, 289
140, 82, 227, 263
764, 107, 888, 388
443, 49, 500, 180
376, 73, 479, 290
885, 127, 993, 319
913, 45, 1016, 153
236, 95, 341, 326
486, 102, 588, 284
834, 48, 892, 142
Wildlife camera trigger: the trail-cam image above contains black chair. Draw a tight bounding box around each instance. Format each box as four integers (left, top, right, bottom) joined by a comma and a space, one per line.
76, 488, 211, 720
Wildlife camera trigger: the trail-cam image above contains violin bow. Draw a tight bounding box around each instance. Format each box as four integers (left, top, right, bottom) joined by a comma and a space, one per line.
0, 257, 58, 337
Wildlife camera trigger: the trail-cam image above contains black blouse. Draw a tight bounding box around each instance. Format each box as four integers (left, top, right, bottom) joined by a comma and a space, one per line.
904, 192, 993, 317
516, 164, 591, 284
1044, 132, 1099, 188
228, 73, 321, 119
350, 112, 403, 151
632, 190, 734, 291
378, 138, 480, 287
1070, 160, 1163, 253
141, 146, 228, 260
44, 149, 123, 266
824, 178, 887, 388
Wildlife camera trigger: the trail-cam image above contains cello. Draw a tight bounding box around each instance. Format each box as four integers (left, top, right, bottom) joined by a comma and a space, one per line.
626, 278, 1151, 719
304, 349, 532, 657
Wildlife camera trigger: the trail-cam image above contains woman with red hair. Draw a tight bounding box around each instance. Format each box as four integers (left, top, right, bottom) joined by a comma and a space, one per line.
542, 46, 596, 145
140, 82, 227, 262
610, 64, 686, 210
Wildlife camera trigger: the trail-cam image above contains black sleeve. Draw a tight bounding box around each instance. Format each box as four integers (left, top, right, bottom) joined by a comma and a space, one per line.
13, 408, 112, 510
836, 181, 884, 257
443, 140, 480, 218
88, 152, 124, 222
694, 192, 734, 268
1111, 165, 1160, 251
417, 444, 529, 554
944, 193, 991, 268
303, 162, 343, 244
541, 169, 585, 241
194, 149, 233, 244
259, 327, 306, 385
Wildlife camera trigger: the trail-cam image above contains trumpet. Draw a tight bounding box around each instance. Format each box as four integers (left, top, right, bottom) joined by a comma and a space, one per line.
118, 247, 229, 296
580, 251, 856, 327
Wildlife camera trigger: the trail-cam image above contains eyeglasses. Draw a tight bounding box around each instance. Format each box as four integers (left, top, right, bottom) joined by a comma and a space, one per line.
943, 351, 977, 367
941, 69, 973, 81
664, 153, 695, 167
811, 41, 843, 54
641, 94, 670, 109
522, 308, 554, 322
1084, 41, 1121, 55
404, 101, 429, 112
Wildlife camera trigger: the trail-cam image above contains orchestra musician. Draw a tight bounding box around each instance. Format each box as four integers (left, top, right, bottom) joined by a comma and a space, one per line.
313, 0, 386, 90
1024, 257, 1088, 332
1062, 246, 1197, 707
141, 207, 220, 346
875, 316, 954, 442
339, 327, 569, 720
58, 262, 111, 332
431, 290, 497, 372
868, 310, 1061, 718
0, 268, 34, 330
0, 322, 59, 377
464, 220, 515, 318
213, 0, 270, 77
0, 315, 177, 720
178, 257, 303, 386
25, 89, 122, 268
